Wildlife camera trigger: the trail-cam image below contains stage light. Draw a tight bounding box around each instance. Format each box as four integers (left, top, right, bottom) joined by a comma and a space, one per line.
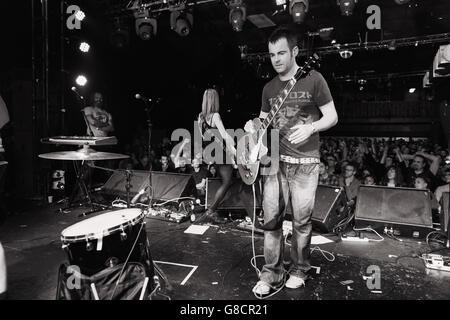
110, 18, 129, 48
134, 9, 157, 40
79, 42, 90, 53
170, 10, 193, 37
337, 0, 357, 16
239, 45, 247, 59
75, 10, 85, 21
409, 88, 416, 93
228, 0, 246, 32
394, 0, 410, 4
339, 49, 353, 59
289, 0, 308, 24
75, 75, 87, 87
388, 40, 396, 51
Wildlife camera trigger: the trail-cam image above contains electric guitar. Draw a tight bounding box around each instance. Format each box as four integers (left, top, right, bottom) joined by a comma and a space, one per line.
237, 53, 320, 185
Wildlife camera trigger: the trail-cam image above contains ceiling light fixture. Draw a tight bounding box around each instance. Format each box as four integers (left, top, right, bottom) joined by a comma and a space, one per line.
339, 49, 353, 59
289, 0, 308, 24
337, 0, 357, 16
134, 9, 157, 40
228, 0, 247, 32
110, 18, 129, 48
170, 8, 194, 37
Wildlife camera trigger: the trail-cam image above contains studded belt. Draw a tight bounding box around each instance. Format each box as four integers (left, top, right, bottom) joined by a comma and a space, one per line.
280, 155, 320, 164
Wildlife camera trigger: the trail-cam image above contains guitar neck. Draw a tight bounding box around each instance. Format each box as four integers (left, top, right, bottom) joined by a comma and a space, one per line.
260, 78, 297, 134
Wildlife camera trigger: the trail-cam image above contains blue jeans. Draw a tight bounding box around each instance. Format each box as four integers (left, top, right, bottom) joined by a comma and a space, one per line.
259, 162, 319, 286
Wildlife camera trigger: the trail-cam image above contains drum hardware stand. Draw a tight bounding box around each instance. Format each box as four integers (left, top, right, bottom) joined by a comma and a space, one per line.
73, 159, 107, 217
125, 169, 133, 208
139, 97, 159, 208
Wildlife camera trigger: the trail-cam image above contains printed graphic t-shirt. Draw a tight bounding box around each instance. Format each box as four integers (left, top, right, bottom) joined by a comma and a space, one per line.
261, 70, 332, 159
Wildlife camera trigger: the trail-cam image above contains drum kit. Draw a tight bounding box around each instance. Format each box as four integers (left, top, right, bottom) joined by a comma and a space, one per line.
39, 142, 130, 215
40, 138, 165, 299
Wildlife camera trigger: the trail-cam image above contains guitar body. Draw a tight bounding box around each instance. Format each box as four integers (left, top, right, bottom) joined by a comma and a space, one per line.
237, 128, 268, 185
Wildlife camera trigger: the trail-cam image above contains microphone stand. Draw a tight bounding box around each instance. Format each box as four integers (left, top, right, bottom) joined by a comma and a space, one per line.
142, 99, 156, 208
79, 97, 95, 137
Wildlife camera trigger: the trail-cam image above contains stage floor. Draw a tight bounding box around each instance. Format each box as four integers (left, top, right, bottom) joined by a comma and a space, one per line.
1, 202, 450, 300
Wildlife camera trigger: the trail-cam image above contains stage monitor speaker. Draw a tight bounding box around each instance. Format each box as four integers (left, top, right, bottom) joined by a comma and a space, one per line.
310, 185, 347, 233
206, 179, 346, 233
206, 178, 263, 211
355, 185, 434, 238
441, 192, 449, 233
103, 170, 196, 201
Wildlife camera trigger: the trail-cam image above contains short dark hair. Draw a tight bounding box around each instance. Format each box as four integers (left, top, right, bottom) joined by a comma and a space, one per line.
345, 162, 357, 171
268, 26, 299, 51
415, 175, 429, 185
414, 155, 426, 162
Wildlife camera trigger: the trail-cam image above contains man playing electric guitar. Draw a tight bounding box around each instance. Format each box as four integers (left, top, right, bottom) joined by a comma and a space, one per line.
247, 26, 338, 296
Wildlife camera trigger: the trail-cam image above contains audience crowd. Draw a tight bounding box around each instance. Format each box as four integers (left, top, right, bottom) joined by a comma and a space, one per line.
118, 135, 450, 213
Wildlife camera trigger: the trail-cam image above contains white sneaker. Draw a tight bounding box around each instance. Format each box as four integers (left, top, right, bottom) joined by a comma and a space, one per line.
252, 281, 270, 295
285, 275, 306, 289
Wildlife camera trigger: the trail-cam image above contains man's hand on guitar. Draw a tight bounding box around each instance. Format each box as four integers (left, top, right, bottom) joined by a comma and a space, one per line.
244, 118, 261, 133
288, 123, 314, 144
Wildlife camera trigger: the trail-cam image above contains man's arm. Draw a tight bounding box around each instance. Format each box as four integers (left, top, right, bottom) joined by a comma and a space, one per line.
416, 151, 441, 175
288, 100, 338, 144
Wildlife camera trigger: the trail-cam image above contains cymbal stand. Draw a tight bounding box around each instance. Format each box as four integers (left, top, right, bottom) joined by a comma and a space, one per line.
60, 160, 107, 216
125, 169, 132, 208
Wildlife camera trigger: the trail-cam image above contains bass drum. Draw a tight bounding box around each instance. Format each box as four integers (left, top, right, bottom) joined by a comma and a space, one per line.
60, 209, 153, 277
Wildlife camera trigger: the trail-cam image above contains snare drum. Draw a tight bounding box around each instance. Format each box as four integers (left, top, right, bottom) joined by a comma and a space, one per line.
61, 209, 153, 276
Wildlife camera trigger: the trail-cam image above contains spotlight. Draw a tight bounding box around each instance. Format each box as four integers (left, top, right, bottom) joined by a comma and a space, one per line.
110, 18, 129, 48
79, 42, 90, 53
394, 0, 410, 4
134, 9, 157, 40
228, 0, 246, 32
239, 45, 248, 59
289, 0, 308, 24
339, 49, 353, 59
337, 0, 357, 16
75, 75, 87, 87
409, 88, 416, 93
75, 10, 85, 21
388, 40, 396, 51
170, 10, 193, 37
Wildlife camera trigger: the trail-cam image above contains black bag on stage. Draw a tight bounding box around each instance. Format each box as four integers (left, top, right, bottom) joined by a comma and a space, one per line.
56, 262, 153, 300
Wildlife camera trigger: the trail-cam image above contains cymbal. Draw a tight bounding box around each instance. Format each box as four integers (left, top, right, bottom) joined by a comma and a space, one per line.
39, 149, 130, 161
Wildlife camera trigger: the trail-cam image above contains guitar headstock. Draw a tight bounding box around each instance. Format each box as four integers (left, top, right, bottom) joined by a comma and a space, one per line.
294, 53, 321, 81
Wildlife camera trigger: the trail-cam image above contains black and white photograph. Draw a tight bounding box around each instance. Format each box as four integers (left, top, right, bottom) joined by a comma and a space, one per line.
0, 0, 450, 306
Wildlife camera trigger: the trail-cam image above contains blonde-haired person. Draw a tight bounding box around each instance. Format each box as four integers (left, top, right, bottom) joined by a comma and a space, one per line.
197, 88, 236, 224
